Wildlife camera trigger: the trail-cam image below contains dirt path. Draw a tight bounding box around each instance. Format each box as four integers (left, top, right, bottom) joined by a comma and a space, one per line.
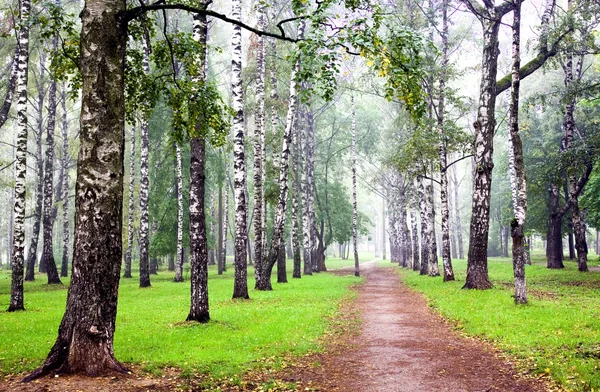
284, 261, 550, 392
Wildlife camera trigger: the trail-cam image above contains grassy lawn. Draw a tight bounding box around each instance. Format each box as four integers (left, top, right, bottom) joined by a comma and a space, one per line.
0, 253, 367, 382
387, 253, 600, 392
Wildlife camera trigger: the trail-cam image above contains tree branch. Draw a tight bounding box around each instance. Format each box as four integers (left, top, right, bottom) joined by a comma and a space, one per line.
122, 4, 300, 42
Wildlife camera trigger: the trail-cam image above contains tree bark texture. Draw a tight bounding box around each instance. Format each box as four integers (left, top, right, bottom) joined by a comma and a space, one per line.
217, 184, 224, 275
0, 44, 19, 129
174, 144, 184, 281
8, 0, 31, 312
351, 92, 359, 277
462, 1, 513, 289
41, 34, 62, 285
252, 3, 267, 288
291, 108, 302, 279
60, 86, 70, 277
300, 109, 312, 276
231, 0, 249, 299
417, 176, 428, 275
426, 177, 439, 276
451, 163, 464, 259
24, 0, 128, 376
410, 186, 420, 271
221, 169, 229, 273
507, 1, 528, 304
124, 126, 136, 279
437, 0, 454, 282
277, 238, 287, 283
138, 34, 151, 288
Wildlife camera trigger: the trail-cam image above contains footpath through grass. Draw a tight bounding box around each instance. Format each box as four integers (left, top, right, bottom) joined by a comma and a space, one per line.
386, 253, 600, 392
0, 252, 371, 383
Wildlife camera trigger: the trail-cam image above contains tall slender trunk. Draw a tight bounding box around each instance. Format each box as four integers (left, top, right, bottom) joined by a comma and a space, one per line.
221, 169, 229, 272
546, 184, 564, 268
277, 238, 287, 283
462, 1, 513, 289
252, 3, 267, 287
187, 11, 211, 320
437, 0, 454, 281
174, 144, 184, 282
426, 177, 439, 276
291, 108, 302, 278
351, 92, 359, 277
231, 0, 249, 299
451, 163, 464, 259
307, 107, 318, 273
60, 86, 70, 277
208, 191, 216, 265
418, 176, 428, 275
138, 34, 151, 288
301, 109, 312, 275
507, 1, 527, 304
41, 34, 62, 285
8, 0, 31, 312
26, 53, 45, 281
24, 0, 129, 375
410, 186, 420, 271
124, 126, 136, 279
0, 44, 19, 129
217, 183, 224, 275
258, 23, 304, 290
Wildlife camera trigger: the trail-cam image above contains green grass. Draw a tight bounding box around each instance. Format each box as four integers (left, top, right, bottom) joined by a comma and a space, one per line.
0, 255, 365, 381
386, 253, 600, 391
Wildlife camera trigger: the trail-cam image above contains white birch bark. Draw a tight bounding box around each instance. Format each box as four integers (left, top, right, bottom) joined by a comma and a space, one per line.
253, 4, 267, 287
231, 0, 249, 298
300, 112, 312, 275
138, 34, 151, 288
417, 176, 428, 275
174, 144, 184, 282
60, 86, 70, 278
507, 1, 528, 304
8, 0, 31, 312
124, 126, 136, 279
351, 92, 359, 277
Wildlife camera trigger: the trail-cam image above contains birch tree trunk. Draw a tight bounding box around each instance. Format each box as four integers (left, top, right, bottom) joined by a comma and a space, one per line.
124, 126, 136, 279
426, 177, 439, 276
174, 144, 184, 282
0, 44, 19, 129
209, 191, 216, 265
382, 193, 386, 260
291, 112, 302, 278
252, 3, 267, 288
307, 107, 318, 273
258, 23, 304, 290
41, 34, 62, 285
26, 52, 46, 281
25, 0, 128, 375
451, 163, 464, 259
301, 109, 312, 276
221, 169, 229, 272
231, 0, 249, 299
507, 1, 528, 304
410, 186, 420, 271
60, 86, 70, 278
437, 0, 454, 281
351, 92, 359, 277
187, 11, 211, 320
138, 34, 151, 288
461, 1, 513, 289
8, 0, 31, 311
418, 176, 428, 275
217, 182, 223, 275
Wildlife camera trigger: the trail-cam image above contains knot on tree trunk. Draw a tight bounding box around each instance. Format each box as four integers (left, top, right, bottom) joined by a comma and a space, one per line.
88, 325, 105, 338
510, 219, 523, 237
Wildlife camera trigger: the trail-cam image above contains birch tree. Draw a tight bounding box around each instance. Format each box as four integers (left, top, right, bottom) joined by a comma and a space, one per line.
231, 0, 249, 299
8, 0, 31, 312
60, 86, 70, 277
174, 144, 184, 282
40, 32, 62, 285
507, 0, 527, 304
351, 92, 359, 277
124, 126, 136, 279
139, 34, 151, 288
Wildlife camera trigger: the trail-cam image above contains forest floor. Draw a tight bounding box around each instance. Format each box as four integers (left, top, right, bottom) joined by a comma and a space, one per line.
1, 260, 557, 392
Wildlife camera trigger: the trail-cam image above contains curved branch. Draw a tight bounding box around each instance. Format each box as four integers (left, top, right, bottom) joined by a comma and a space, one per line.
122, 4, 301, 42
